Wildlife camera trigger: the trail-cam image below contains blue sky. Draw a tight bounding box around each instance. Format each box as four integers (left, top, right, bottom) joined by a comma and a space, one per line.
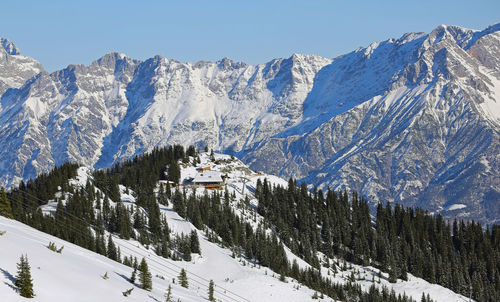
1, 0, 499, 71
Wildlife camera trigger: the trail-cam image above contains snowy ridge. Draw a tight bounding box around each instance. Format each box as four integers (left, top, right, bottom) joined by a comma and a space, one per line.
0, 153, 471, 301
0, 23, 499, 224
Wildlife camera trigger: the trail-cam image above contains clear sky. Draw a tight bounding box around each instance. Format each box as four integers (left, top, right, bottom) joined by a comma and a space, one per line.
1, 0, 499, 72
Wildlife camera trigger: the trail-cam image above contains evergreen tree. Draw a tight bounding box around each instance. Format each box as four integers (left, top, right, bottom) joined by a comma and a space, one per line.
172, 190, 186, 218
122, 288, 134, 297
95, 234, 107, 256
139, 258, 152, 291
0, 187, 13, 218
208, 279, 215, 301
107, 235, 118, 261
388, 256, 398, 283
168, 162, 181, 184
15, 255, 34, 298
210, 149, 215, 161
186, 145, 196, 158
190, 230, 201, 254
130, 267, 137, 283
178, 268, 188, 288
165, 284, 173, 302
181, 238, 192, 262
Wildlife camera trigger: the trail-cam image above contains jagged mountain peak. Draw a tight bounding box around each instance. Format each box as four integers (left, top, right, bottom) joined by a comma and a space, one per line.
93, 52, 136, 67
426, 24, 477, 48
288, 53, 330, 62
0, 39, 44, 96
0, 38, 21, 55
481, 22, 500, 36
0, 23, 499, 225
216, 57, 248, 70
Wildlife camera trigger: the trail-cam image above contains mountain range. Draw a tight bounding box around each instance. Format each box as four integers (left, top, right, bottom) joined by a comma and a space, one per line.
0, 23, 499, 224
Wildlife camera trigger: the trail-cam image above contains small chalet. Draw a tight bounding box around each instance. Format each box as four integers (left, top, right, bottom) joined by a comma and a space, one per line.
192, 170, 224, 186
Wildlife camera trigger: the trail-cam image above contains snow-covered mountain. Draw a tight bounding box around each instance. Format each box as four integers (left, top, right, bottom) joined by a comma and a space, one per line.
0, 23, 499, 224
0, 153, 470, 301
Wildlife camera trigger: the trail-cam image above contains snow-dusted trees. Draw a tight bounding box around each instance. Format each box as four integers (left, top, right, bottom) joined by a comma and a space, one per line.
208, 279, 215, 301
190, 230, 200, 254
180, 237, 192, 262
107, 234, 118, 261
139, 257, 152, 291
178, 268, 188, 288
15, 255, 34, 298
130, 266, 137, 284
167, 162, 180, 185
165, 284, 173, 302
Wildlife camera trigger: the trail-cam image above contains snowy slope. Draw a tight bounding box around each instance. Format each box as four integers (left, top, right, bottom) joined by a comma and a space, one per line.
1, 155, 471, 302
171, 153, 471, 302
0, 38, 44, 96
0, 216, 206, 302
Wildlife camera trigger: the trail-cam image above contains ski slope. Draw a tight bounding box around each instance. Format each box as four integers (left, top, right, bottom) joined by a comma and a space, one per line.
0, 216, 205, 302
0, 152, 472, 301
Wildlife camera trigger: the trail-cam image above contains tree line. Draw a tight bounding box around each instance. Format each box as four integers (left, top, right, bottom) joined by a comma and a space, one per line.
1, 145, 496, 300
253, 178, 500, 301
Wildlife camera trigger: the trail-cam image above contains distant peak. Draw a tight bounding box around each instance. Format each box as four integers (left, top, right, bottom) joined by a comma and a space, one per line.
397, 32, 426, 43
95, 52, 131, 65
217, 57, 234, 66
102, 52, 129, 60
486, 22, 500, 32
290, 53, 310, 61
216, 57, 247, 70
463, 22, 500, 50
1, 38, 21, 55
478, 22, 500, 36
432, 23, 473, 33
426, 23, 476, 47
287, 53, 331, 65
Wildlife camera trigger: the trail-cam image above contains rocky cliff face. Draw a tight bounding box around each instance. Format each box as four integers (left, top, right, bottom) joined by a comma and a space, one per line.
244, 24, 500, 224
0, 24, 499, 224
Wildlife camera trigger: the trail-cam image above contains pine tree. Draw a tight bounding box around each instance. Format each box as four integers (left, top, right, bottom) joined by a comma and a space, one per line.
130, 267, 137, 283
107, 235, 118, 261
15, 255, 34, 298
180, 237, 192, 261
178, 268, 188, 288
210, 149, 215, 161
122, 288, 134, 297
190, 230, 201, 254
389, 264, 398, 283
95, 234, 107, 256
165, 284, 173, 302
139, 258, 152, 291
168, 162, 181, 184
208, 279, 215, 301
0, 187, 13, 218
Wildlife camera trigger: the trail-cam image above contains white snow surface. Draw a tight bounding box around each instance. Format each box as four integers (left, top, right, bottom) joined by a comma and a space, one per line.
479, 70, 500, 128
0, 216, 205, 302
1, 153, 472, 301
444, 204, 467, 211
